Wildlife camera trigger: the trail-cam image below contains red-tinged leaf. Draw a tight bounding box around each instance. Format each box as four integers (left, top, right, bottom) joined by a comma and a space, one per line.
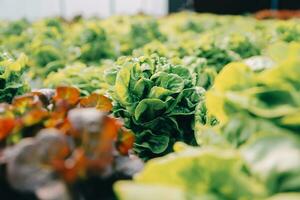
52, 148, 87, 183
12, 95, 43, 115
45, 111, 64, 126
45, 111, 71, 134
53, 86, 80, 106
0, 118, 15, 140
57, 118, 72, 135
80, 93, 112, 112
92, 117, 122, 160
101, 116, 122, 141
116, 128, 135, 155
22, 109, 49, 126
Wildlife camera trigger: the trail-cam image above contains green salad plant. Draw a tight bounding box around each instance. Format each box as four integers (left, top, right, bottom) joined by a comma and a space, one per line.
107, 55, 203, 160
0, 53, 29, 102
115, 136, 300, 200
201, 42, 300, 146
44, 63, 110, 96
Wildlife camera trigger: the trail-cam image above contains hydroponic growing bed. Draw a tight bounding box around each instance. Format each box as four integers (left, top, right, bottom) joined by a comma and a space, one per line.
0, 12, 300, 200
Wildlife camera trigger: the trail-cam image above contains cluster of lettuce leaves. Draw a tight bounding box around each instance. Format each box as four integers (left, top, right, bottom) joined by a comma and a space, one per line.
106, 55, 202, 160
18, 18, 67, 77
203, 42, 300, 146
69, 21, 117, 63
124, 20, 167, 55
114, 42, 300, 200
44, 62, 110, 96
0, 13, 300, 199
1, 13, 298, 97
115, 140, 300, 200
0, 53, 29, 102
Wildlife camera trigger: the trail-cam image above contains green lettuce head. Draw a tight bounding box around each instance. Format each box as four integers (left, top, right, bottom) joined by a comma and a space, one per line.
114, 144, 266, 200
44, 63, 109, 96
71, 22, 116, 63
0, 53, 29, 103
1, 19, 29, 36
275, 21, 300, 43
107, 55, 202, 160
31, 45, 65, 76
195, 43, 240, 73
115, 141, 300, 200
222, 33, 261, 58
203, 42, 300, 147
123, 20, 166, 54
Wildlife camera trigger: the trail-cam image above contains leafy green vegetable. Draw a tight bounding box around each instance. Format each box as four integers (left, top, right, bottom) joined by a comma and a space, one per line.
182, 56, 217, 89
115, 141, 300, 200
0, 53, 29, 103
275, 21, 300, 42
195, 43, 240, 73
31, 45, 65, 77
123, 20, 166, 54
222, 33, 261, 58
107, 55, 202, 160
242, 132, 300, 193
202, 43, 300, 146
0, 19, 29, 36
70, 22, 117, 63
192, 42, 300, 199
0, 12, 300, 200
115, 145, 266, 200
44, 63, 109, 96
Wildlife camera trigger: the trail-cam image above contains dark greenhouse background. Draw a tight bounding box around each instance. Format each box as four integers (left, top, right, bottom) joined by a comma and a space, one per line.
170, 0, 300, 14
